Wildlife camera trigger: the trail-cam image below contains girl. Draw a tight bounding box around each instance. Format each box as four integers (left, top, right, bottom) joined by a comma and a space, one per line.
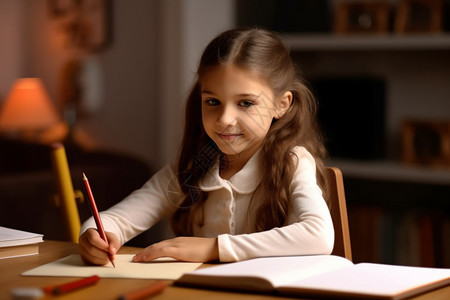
79, 28, 334, 264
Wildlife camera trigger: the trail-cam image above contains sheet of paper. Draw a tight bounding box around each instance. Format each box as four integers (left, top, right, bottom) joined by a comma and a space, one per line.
22, 254, 202, 280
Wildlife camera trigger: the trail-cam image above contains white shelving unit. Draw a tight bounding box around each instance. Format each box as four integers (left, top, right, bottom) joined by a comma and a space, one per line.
331, 159, 450, 186
282, 33, 450, 184
282, 34, 450, 51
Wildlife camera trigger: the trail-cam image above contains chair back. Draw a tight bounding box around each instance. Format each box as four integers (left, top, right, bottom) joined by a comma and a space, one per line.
325, 167, 352, 261
50, 143, 83, 243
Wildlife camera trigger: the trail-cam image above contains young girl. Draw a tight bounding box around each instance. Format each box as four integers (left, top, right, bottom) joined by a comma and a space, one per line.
79, 28, 334, 265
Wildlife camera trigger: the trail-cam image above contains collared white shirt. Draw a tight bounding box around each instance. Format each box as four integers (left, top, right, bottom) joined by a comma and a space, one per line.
81, 146, 334, 262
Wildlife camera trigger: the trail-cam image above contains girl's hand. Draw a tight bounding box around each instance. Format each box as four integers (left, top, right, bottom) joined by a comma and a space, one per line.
78, 228, 120, 265
132, 237, 219, 263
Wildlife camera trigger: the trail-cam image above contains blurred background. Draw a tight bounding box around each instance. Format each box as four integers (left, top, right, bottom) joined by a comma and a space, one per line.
0, 0, 449, 267
0, 0, 235, 167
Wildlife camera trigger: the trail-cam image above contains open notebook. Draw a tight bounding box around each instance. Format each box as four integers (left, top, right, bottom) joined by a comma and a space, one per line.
22, 254, 201, 280
176, 255, 450, 299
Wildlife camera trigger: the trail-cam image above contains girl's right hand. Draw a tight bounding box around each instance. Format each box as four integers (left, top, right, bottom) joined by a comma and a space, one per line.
78, 228, 120, 266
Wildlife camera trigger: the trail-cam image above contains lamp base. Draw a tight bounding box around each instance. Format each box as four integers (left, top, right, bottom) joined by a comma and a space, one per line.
0, 122, 68, 145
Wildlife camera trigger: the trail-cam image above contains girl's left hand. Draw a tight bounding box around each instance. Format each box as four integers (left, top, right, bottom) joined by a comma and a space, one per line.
132, 237, 219, 263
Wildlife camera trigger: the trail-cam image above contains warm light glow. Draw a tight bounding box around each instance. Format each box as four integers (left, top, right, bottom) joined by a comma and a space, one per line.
0, 78, 60, 132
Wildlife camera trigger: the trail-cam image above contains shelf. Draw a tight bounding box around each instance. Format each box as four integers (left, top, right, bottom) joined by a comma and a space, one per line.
331, 159, 450, 186
282, 34, 450, 51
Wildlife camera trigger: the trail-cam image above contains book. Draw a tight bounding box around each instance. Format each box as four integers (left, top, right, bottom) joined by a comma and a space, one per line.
0, 227, 43, 259
176, 255, 450, 299
22, 254, 201, 280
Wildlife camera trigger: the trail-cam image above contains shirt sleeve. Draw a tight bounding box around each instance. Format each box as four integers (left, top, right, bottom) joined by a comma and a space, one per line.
80, 164, 179, 245
217, 147, 334, 262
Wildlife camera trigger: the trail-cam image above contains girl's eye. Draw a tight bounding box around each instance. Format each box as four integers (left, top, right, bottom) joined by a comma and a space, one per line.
239, 100, 254, 108
205, 98, 220, 106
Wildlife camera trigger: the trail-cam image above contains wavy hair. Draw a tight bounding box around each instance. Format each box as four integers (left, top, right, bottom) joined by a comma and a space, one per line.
171, 28, 327, 235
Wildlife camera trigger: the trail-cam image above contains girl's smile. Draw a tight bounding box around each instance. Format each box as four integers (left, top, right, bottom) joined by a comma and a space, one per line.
217, 131, 243, 141
215, 125, 246, 144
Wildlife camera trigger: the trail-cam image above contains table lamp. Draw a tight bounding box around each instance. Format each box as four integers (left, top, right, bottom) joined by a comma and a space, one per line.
0, 78, 63, 142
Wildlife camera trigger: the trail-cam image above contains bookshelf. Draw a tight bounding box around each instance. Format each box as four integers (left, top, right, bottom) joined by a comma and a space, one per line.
282, 33, 450, 268
282, 33, 450, 173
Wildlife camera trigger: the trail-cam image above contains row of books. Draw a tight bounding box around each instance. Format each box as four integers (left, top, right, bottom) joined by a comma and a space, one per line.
349, 206, 450, 268
0, 226, 44, 259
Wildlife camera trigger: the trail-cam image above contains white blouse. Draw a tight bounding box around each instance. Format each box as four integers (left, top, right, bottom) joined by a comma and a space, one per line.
80, 146, 334, 262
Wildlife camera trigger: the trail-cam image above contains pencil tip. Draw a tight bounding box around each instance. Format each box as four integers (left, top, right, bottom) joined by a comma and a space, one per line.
82, 172, 87, 180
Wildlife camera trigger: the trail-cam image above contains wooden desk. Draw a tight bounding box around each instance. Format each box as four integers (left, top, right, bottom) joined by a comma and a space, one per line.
1, 241, 449, 300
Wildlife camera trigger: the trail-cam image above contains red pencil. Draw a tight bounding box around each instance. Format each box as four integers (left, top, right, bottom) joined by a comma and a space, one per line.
83, 172, 116, 267
118, 281, 167, 300
43, 275, 100, 295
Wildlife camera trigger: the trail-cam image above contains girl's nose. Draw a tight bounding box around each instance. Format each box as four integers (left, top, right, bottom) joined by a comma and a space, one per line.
217, 105, 237, 127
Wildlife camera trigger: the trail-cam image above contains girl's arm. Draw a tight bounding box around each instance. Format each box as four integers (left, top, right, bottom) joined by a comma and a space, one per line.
79, 164, 178, 246
218, 147, 334, 262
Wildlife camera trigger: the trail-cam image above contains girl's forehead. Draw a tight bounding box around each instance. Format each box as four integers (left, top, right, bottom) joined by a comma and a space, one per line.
199, 64, 271, 91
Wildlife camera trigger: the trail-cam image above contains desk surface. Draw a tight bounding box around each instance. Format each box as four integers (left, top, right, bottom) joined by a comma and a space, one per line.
1, 240, 449, 300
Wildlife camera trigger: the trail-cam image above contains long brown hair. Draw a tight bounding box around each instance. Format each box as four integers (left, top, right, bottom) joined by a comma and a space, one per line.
171, 28, 327, 235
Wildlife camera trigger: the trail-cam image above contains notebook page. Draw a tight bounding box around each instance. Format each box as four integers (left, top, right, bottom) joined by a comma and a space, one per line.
279, 263, 450, 299
0, 227, 43, 247
178, 255, 353, 290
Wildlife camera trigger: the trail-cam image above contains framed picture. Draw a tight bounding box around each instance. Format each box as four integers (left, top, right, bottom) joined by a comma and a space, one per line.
394, 0, 444, 33
334, 1, 390, 34
48, 0, 76, 16
402, 119, 450, 167
48, 0, 110, 52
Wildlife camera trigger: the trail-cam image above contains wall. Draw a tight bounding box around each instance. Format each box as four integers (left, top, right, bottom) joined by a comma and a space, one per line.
74, 0, 161, 166
0, 1, 24, 95
157, 0, 235, 166
0, 0, 235, 170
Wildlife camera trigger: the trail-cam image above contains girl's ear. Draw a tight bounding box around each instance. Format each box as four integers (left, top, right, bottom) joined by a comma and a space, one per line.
274, 91, 293, 119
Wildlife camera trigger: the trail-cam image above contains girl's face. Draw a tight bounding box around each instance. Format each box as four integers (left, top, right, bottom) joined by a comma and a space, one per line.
200, 64, 282, 163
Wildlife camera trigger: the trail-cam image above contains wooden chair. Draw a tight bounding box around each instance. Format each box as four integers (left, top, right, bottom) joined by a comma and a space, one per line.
50, 143, 83, 243
325, 167, 352, 261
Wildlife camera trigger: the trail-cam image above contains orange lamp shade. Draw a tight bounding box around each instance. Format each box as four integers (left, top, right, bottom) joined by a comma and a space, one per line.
0, 78, 60, 132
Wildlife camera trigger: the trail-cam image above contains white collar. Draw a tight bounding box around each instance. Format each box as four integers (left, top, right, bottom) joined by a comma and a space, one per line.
198, 150, 262, 194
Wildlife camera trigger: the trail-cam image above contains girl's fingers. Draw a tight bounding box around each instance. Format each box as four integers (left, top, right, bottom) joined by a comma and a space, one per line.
132, 243, 166, 262
132, 237, 218, 263
79, 229, 119, 265
79, 242, 110, 265
105, 231, 121, 256
79, 239, 110, 265
85, 228, 109, 250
